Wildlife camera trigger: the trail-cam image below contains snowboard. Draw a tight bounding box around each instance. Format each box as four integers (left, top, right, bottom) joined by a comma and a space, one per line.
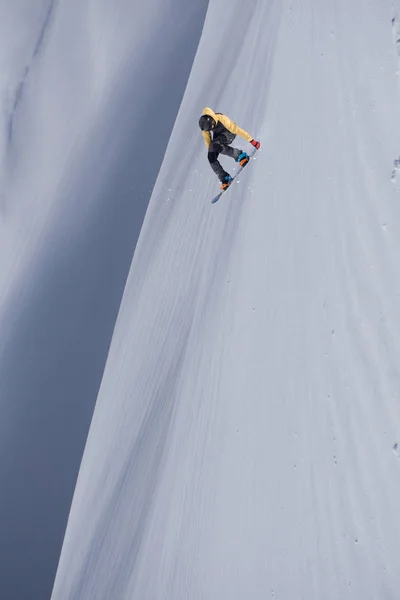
211, 147, 259, 204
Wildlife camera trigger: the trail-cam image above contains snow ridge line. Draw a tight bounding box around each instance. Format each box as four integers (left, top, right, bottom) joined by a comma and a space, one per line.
391, 16, 400, 182
7, 0, 56, 143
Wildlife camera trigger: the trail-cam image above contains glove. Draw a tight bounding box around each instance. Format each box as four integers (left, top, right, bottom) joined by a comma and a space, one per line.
251, 139, 260, 150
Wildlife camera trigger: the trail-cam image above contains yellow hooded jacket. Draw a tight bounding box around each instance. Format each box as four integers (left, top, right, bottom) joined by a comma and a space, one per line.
201, 107, 253, 148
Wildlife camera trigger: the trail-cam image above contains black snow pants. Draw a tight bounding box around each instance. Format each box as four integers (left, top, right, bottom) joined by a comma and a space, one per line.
208, 131, 241, 181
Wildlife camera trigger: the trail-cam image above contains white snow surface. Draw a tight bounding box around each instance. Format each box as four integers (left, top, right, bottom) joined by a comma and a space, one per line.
7, 0, 400, 597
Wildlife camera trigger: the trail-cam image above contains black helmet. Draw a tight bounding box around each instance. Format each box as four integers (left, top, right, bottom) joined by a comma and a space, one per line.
198, 114, 216, 131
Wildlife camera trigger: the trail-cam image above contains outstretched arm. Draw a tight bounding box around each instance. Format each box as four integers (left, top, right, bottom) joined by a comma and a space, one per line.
218, 114, 253, 143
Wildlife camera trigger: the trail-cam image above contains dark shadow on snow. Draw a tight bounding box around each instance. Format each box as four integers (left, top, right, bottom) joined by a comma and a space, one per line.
7, 0, 56, 142
0, 4, 209, 599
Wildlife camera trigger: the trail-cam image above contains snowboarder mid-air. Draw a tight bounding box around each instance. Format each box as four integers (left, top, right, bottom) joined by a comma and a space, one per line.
198, 107, 260, 190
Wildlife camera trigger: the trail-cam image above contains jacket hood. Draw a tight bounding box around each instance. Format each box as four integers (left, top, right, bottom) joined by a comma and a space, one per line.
202, 107, 217, 121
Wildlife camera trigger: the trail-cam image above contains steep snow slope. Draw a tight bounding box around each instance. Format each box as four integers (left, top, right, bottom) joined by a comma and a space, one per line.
0, 2, 208, 599
52, 0, 400, 598
0, 1, 55, 190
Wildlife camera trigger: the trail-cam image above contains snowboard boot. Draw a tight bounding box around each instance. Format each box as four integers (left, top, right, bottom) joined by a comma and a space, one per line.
236, 151, 249, 167
220, 174, 233, 190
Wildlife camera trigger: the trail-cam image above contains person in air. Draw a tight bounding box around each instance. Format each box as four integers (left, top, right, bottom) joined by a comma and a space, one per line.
198, 107, 260, 190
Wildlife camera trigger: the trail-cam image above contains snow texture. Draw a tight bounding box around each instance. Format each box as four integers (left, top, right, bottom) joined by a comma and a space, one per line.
3, 0, 400, 598
50, 0, 400, 598
0, 1, 208, 599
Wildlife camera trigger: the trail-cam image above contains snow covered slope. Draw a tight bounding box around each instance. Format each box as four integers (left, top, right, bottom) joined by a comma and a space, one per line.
0, 2, 208, 599
47, 0, 400, 597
